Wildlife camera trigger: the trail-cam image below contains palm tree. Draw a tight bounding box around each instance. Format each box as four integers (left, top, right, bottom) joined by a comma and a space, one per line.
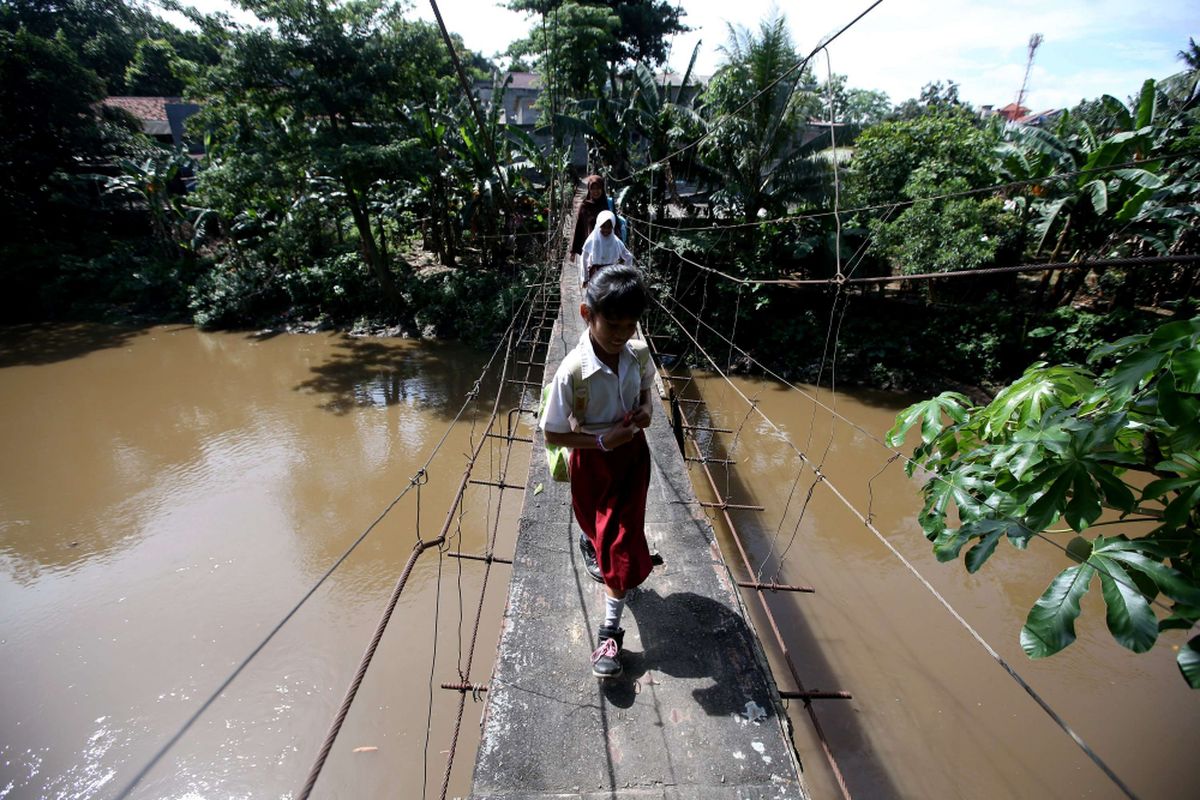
696, 12, 822, 222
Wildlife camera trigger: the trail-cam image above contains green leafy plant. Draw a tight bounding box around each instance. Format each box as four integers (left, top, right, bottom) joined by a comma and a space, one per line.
888, 317, 1200, 687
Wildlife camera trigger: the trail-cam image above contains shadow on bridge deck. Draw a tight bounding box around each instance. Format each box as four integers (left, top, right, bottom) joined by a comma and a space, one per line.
470, 259, 808, 799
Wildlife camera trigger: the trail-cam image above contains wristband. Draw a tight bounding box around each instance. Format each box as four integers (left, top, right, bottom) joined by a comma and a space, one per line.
596, 433, 609, 452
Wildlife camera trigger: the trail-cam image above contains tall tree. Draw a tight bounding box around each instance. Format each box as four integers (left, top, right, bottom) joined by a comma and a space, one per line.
698, 12, 821, 222
506, 0, 686, 99
196, 0, 455, 304
0, 0, 196, 93
0, 28, 106, 228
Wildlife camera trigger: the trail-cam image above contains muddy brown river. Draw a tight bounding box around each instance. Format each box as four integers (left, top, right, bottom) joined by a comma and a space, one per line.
0, 324, 1193, 799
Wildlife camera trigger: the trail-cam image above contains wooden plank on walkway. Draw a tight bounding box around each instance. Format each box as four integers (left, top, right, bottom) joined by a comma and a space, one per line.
471, 261, 808, 800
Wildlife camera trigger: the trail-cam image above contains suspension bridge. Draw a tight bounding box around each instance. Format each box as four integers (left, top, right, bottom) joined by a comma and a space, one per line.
468, 255, 809, 799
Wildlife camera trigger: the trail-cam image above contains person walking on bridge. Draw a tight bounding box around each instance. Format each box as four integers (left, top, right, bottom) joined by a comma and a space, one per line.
579, 210, 634, 288
569, 174, 609, 265
540, 265, 655, 678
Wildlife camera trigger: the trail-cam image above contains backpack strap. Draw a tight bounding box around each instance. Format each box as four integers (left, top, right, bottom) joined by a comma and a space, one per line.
631, 338, 651, 372
570, 356, 588, 421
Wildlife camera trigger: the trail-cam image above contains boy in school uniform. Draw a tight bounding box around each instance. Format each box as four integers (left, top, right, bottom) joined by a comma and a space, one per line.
541, 265, 655, 678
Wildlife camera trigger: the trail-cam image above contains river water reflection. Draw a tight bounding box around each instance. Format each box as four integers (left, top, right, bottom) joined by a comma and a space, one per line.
0, 324, 520, 799
0, 325, 1193, 799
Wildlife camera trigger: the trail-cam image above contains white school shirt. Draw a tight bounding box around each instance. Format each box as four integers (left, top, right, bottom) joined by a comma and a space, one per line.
541, 330, 654, 435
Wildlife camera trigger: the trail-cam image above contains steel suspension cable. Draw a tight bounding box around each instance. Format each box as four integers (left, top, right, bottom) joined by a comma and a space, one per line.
632, 149, 1200, 233
632, 218, 1200, 287
652, 292, 1141, 798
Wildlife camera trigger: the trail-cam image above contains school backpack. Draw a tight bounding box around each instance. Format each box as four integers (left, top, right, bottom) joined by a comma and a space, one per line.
606, 196, 627, 243
539, 340, 651, 482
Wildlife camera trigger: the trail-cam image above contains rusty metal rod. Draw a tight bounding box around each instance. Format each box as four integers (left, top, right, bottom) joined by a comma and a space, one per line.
506, 379, 542, 388
686, 456, 738, 465
662, 374, 692, 382
683, 424, 735, 433
468, 479, 526, 491
485, 432, 533, 443
699, 501, 765, 511
447, 551, 513, 565
653, 334, 854, 800
780, 690, 853, 701
440, 682, 489, 692
738, 581, 816, 593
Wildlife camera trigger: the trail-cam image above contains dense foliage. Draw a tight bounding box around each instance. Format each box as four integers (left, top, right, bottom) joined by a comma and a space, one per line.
888, 317, 1200, 687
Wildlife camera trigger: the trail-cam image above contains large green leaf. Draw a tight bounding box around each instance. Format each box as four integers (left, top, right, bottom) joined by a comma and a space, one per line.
886, 391, 971, 447
1092, 554, 1158, 653
1134, 78, 1157, 128
1083, 179, 1108, 215
1033, 196, 1069, 254
1096, 539, 1200, 607
1114, 185, 1156, 222
1109, 168, 1164, 190
1023, 466, 1072, 531
921, 462, 988, 529
1021, 563, 1096, 659
1170, 348, 1200, 394
1102, 343, 1168, 407
990, 441, 1045, 482
1156, 377, 1200, 428
981, 366, 1093, 439
964, 527, 1004, 572
1178, 636, 1200, 689
1063, 467, 1102, 531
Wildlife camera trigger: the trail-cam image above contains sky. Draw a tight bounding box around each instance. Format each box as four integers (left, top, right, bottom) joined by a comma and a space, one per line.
173, 0, 1197, 111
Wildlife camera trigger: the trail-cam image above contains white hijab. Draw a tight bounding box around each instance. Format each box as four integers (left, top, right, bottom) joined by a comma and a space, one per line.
581, 210, 627, 268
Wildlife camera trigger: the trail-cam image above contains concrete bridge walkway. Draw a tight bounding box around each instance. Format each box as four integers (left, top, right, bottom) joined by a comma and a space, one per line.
470, 258, 808, 800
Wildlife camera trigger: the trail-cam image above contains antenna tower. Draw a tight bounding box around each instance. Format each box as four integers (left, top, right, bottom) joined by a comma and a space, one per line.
1015, 33, 1044, 111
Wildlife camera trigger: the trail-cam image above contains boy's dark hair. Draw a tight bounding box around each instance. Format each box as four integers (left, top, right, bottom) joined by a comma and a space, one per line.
585, 265, 646, 320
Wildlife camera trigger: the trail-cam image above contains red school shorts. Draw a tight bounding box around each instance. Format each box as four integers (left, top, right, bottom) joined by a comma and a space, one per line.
568, 432, 653, 593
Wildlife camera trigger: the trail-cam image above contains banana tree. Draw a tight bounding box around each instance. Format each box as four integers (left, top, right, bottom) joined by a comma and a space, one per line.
1002, 79, 1197, 305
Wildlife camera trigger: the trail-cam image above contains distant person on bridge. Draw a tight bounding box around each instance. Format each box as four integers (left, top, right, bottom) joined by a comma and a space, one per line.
579, 210, 634, 288
569, 174, 610, 264
540, 265, 655, 679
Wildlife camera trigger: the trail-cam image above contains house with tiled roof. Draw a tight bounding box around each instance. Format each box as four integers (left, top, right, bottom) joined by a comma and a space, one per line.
100, 96, 202, 150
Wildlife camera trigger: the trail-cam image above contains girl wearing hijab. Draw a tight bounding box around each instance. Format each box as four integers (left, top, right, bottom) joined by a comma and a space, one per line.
580, 210, 634, 288
570, 175, 609, 263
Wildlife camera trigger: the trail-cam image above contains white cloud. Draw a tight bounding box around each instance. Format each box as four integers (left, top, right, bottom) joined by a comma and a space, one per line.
167, 0, 1194, 110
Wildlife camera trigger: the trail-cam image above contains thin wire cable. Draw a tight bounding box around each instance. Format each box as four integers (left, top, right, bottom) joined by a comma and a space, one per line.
614, 0, 888, 183
824, 48, 843, 283
632, 148, 1200, 232
421, 487, 441, 800
633, 222, 1200, 287
656, 287, 1180, 616
652, 292, 1140, 800
111, 274, 545, 800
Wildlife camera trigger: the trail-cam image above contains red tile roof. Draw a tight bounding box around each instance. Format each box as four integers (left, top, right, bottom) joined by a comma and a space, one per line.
100, 96, 182, 121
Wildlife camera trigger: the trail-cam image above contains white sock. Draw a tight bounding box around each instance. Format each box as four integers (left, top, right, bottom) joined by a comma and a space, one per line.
603, 595, 624, 629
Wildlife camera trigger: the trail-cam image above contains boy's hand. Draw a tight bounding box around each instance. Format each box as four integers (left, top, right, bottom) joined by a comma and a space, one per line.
630, 406, 651, 428
606, 416, 638, 448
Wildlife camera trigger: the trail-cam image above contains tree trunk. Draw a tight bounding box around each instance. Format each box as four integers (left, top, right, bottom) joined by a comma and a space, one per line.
342, 177, 400, 305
